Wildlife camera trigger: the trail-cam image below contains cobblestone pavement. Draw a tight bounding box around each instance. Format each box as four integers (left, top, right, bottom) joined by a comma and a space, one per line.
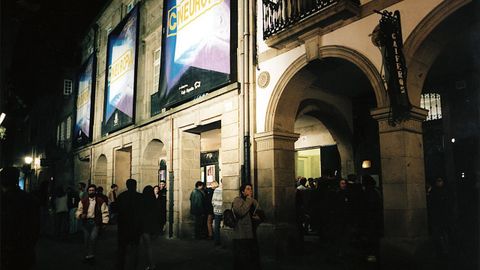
33, 225, 468, 270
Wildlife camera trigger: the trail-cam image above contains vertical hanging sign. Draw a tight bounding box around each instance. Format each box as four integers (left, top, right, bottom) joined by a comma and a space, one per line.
74, 55, 95, 146
103, 5, 139, 134
373, 10, 411, 125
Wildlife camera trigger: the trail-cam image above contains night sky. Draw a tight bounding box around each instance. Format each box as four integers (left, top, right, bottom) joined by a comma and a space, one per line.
1, 0, 108, 165
3, 0, 107, 107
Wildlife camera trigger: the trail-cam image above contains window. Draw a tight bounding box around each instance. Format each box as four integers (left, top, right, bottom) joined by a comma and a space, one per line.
153, 48, 161, 94
127, 1, 135, 13
57, 124, 60, 145
64, 79, 73, 95
66, 116, 72, 140
420, 93, 442, 121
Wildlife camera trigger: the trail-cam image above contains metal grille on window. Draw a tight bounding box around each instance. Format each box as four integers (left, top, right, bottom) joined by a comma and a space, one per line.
64, 79, 73, 95
153, 48, 161, 94
420, 93, 442, 121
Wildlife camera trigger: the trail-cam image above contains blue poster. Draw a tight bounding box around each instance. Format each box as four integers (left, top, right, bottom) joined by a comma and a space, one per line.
74, 55, 95, 145
103, 5, 139, 134
154, 0, 232, 114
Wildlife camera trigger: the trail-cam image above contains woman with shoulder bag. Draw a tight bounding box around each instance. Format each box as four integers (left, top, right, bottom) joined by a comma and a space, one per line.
232, 183, 262, 270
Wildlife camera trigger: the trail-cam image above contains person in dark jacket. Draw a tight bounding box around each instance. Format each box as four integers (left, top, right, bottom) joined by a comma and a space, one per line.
141, 185, 161, 270
1, 167, 40, 270
361, 174, 382, 262
154, 181, 167, 232
190, 181, 206, 239
205, 183, 215, 240
428, 177, 452, 256
116, 179, 143, 270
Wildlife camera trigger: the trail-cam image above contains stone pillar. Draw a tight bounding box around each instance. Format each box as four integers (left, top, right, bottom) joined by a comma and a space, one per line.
254, 131, 299, 256
371, 106, 429, 268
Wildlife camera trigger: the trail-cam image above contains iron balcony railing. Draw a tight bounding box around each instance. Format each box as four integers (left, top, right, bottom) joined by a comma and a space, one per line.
263, 0, 359, 40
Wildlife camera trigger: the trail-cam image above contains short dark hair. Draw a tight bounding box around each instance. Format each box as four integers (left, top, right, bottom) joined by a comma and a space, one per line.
195, 181, 204, 188
97, 186, 104, 192
87, 184, 97, 191
79, 182, 86, 188
111, 184, 118, 189
239, 183, 252, 195
126, 179, 137, 190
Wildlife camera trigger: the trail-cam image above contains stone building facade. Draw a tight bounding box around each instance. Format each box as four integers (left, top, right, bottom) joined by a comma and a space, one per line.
71, 0, 478, 266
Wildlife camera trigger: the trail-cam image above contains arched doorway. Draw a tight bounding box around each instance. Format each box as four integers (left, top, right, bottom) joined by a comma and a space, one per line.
93, 155, 107, 188
256, 46, 384, 252
141, 139, 166, 188
408, 1, 479, 268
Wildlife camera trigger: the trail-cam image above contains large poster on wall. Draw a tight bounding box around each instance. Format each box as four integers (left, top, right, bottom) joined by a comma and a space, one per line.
74, 55, 95, 146
154, 0, 232, 113
103, 6, 139, 134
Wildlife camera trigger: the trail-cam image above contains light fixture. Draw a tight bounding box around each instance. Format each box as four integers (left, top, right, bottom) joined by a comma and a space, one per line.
0, 113, 5, 125
24, 156, 33, 165
362, 160, 372, 169
451, 138, 456, 143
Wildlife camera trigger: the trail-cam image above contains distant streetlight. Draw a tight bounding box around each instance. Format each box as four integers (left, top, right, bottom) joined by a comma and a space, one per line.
0, 113, 5, 125
24, 156, 33, 165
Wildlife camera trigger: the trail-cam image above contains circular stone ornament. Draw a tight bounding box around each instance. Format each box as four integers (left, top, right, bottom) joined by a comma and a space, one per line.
257, 71, 270, 88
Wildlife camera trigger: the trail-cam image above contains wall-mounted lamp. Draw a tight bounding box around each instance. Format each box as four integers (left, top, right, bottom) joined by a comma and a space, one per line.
24, 156, 33, 165
362, 160, 372, 169
0, 113, 6, 125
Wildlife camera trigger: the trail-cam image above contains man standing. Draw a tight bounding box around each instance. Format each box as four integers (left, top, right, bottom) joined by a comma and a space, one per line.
76, 184, 109, 261
116, 179, 143, 270
1, 167, 40, 270
190, 181, 206, 239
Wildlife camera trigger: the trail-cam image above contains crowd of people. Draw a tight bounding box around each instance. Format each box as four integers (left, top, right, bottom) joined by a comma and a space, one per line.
294, 174, 383, 263
2, 164, 468, 270
189, 180, 223, 244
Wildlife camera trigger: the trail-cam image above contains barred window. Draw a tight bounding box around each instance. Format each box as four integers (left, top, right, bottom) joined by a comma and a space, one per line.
420, 93, 442, 121
64, 79, 73, 95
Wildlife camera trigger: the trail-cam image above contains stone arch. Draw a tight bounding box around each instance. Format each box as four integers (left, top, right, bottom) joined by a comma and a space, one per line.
266, 45, 386, 133
296, 98, 354, 175
403, 0, 472, 105
93, 154, 107, 188
141, 139, 166, 188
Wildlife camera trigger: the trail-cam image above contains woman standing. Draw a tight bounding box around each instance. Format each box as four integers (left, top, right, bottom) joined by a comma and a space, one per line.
154, 182, 167, 233
232, 183, 261, 270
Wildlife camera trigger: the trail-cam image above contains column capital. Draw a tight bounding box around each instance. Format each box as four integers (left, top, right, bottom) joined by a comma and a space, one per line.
371, 106, 429, 134
254, 131, 300, 152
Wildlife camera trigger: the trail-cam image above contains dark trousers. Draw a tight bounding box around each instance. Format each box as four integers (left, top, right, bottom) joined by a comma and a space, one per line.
233, 239, 261, 270
213, 214, 223, 245
194, 214, 207, 239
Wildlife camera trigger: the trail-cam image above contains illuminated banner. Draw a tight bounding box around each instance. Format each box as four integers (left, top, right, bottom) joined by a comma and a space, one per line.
103, 6, 139, 134
74, 55, 95, 146
154, 0, 232, 113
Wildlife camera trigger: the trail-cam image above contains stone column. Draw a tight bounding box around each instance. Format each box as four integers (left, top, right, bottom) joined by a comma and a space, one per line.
254, 131, 299, 256
371, 106, 429, 268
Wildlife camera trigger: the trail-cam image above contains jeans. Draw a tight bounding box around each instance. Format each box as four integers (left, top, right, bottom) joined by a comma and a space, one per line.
213, 214, 223, 245
82, 219, 99, 256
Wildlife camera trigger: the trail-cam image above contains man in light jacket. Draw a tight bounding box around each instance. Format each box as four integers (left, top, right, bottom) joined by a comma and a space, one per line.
76, 184, 109, 261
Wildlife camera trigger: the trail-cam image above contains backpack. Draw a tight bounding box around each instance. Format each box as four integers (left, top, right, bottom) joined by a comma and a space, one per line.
223, 207, 236, 228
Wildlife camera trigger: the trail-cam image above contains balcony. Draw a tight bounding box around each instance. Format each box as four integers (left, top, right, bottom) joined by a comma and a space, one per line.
263, 0, 360, 48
